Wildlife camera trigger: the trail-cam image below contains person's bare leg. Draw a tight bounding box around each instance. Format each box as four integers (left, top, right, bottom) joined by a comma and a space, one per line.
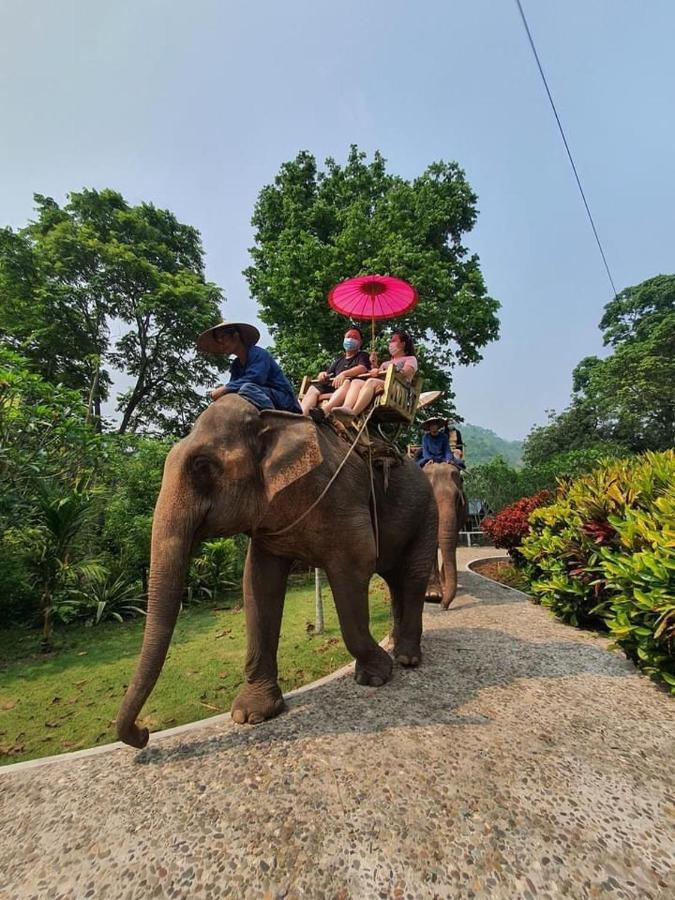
301, 385, 321, 416
322, 381, 351, 412
333, 379, 365, 413
351, 379, 384, 416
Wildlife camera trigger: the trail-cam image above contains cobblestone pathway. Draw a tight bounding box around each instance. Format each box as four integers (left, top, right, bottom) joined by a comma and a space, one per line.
1, 548, 674, 899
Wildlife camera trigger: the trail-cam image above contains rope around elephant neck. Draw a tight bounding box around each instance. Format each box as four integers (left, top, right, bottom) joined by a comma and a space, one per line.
263, 407, 376, 538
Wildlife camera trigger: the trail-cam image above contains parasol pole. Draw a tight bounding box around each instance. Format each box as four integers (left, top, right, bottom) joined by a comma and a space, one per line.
371, 300, 376, 352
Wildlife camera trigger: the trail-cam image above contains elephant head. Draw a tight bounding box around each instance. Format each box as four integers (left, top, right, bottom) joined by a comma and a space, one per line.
116, 395, 323, 748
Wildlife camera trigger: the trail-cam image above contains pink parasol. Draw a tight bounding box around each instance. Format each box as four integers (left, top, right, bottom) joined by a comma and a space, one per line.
328, 274, 418, 347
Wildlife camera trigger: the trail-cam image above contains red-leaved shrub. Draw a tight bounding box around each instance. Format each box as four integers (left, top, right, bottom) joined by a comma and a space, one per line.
481, 492, 552, 563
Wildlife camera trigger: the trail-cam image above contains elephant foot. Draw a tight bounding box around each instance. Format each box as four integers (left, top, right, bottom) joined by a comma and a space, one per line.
231, 682, 285, 725
354, 646, 393, 687
394, 639, 422, 668
425, 590, 442, 604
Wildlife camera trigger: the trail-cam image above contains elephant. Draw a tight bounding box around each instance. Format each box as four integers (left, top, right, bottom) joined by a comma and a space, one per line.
116, 395, 438, 749
423, 462, 467, 609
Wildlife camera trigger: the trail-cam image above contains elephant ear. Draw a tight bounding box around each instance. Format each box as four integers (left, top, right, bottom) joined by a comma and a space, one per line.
259, 411, 323, 504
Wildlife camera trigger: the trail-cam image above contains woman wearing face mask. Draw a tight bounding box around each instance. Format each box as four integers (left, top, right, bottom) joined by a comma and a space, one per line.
300, 326, 371, 415
332, 329, 417, 418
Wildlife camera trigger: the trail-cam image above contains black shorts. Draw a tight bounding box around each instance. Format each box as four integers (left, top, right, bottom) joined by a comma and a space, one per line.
310, 381, 336, 394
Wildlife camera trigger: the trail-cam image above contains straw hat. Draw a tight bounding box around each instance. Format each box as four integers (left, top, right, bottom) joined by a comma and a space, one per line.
196, 321, 260, 353
421, 417, 447, 430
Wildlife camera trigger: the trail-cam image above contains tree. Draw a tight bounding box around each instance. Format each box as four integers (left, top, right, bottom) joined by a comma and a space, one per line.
0, 349, 106, 628
244, 147, 500, 415
523, 275, 675, 463
0, 189, 225, 435
522, 402, 623, 468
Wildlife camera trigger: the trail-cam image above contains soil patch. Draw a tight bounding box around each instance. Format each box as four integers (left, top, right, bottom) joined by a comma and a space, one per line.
471, 557, 529, 592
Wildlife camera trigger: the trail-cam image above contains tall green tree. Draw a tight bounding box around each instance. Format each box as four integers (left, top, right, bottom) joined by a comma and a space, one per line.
523, 274, 675, 464
0, 189, 225, 435
244, 147, 500, 414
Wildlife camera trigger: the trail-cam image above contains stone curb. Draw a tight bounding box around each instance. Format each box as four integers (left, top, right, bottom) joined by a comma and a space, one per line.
466, 554, 532, 598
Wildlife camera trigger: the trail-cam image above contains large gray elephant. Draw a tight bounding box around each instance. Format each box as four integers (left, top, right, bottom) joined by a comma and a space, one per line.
116, 395, 438, 748
423, 462, 467, 609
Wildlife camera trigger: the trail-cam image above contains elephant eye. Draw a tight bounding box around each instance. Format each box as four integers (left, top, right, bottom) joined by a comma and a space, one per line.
190, 454, 219, 491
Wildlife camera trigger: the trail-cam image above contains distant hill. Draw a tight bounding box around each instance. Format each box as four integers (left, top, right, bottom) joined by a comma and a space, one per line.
459, 423, 523, 467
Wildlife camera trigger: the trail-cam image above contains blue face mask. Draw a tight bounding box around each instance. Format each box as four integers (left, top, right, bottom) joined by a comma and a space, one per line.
343, 338, 359, 351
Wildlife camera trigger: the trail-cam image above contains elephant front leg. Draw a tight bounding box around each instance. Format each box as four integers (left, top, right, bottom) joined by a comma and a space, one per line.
326, 565, 393, 687
231, 542, 291, 725
425, 547, 443, 603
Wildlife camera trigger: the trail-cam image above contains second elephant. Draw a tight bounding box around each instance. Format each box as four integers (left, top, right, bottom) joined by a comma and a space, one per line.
424, 462, 467, 608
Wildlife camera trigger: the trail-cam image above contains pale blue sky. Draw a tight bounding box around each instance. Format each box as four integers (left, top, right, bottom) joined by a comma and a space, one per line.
1, 0, 673, 439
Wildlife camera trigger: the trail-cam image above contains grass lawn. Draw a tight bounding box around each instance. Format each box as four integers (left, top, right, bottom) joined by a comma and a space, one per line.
0, 577, 391, 766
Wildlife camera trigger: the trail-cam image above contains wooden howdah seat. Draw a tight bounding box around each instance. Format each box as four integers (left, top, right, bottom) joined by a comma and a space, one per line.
298, 367, 424, 426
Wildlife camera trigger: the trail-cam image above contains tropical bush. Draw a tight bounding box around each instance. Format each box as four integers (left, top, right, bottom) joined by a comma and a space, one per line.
521, 451, 675, 691
56, 568, 146, 626
187, 538, 244, 605
481, 491, 551, 563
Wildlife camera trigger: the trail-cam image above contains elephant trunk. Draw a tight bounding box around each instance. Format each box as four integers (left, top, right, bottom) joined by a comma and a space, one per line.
438, 521, 459, 604
116, 523, 192, 748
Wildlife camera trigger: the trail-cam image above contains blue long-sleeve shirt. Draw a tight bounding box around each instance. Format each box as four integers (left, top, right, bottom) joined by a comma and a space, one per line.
420, 431, 453, 464
227, 346, 299, 413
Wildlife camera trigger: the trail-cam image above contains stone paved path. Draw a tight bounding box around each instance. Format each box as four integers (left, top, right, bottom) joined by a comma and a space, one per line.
1, 548, 674, 900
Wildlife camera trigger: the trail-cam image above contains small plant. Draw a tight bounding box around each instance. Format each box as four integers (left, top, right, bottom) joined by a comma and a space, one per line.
58, 568, 146, 625
187, 538, 242, 605
481, 491, 552, 563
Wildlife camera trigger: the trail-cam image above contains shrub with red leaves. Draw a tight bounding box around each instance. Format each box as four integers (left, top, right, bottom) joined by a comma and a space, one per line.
580, 520, 616, 544
482, 491, 552, 563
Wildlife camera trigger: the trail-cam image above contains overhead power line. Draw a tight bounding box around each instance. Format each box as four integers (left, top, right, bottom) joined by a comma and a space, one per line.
514, 0, 618, 297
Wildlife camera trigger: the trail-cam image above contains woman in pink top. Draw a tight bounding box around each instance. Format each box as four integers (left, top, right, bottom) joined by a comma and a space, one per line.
332, 329, 418, 418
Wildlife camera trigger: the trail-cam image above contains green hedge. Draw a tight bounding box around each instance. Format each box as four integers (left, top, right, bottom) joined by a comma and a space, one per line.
521, 451, 675, 693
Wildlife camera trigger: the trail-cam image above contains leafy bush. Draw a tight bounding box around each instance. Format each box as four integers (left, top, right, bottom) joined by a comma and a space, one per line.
56, 567, 146, 626
187, 538, 244, 605
481, 492, 551, 563
102, 436, 171, 587
521, 451, 675, 691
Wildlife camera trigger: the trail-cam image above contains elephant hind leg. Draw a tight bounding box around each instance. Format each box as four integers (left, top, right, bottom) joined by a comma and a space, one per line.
326, 564, 393, 687
384, 560, 427, 667
387, 515, 438, 665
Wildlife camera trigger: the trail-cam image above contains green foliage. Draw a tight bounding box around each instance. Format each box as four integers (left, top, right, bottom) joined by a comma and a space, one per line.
102, 436, 171, 584
244, 146, 500, 418
57, 569, 146, 626
522, 405, 626, 468
0, 189, 226, 435
0, 352, 250, 631
464, 448, 621, 515
522, 274, 674, 464
521, 452, 675, 691
187, 539, 245, 605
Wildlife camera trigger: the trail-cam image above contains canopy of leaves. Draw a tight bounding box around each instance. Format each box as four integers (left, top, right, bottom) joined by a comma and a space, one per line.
244, 147, 500, 416
522, 274, 675, 464
0, 189, 226, 435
